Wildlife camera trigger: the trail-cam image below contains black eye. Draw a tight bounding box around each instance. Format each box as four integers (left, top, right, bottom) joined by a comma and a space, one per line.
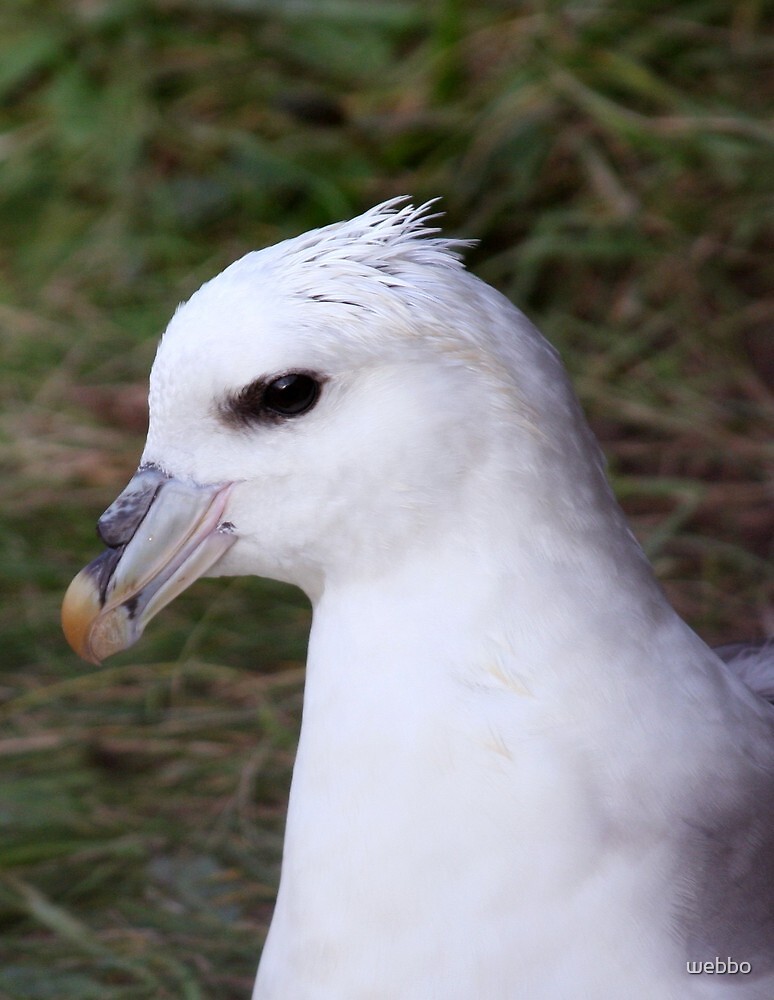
223, 372, 324, 426
262, 373, 321, 417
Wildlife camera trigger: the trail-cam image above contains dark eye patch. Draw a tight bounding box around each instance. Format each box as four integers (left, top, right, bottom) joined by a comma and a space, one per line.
222, 372, 324, 426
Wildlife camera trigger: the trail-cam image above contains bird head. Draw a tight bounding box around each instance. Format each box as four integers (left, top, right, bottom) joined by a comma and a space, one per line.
62, 198, 585, 664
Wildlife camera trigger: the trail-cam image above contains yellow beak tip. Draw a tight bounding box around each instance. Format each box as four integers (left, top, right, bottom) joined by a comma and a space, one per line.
61, 570, 101, 663
61, 570, 137, 665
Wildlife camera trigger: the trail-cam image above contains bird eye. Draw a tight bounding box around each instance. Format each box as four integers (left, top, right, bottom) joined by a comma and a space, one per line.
223, 371, 324, 426
262, 373, 321, 417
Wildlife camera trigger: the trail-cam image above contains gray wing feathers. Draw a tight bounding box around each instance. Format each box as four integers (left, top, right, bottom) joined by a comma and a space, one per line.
715, 639, 774, 704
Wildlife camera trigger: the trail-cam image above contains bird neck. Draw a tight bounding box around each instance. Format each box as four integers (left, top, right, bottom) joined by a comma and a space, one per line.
255, 507, 700, 999
309, 435, 680, 701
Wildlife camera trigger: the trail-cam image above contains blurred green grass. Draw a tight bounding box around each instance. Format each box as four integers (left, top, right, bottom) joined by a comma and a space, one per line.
0, 0, 772, 995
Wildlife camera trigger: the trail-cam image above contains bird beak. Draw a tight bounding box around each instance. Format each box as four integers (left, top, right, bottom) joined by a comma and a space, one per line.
62, 467, 237, 665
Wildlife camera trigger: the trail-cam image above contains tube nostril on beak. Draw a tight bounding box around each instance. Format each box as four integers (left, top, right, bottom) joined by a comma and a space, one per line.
96, 467, 170, 547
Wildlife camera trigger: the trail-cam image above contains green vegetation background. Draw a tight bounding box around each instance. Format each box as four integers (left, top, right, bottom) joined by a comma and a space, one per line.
1, 1, 772, 996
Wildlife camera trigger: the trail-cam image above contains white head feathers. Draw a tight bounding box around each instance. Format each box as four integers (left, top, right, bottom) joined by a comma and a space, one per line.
231, 197, 472, 298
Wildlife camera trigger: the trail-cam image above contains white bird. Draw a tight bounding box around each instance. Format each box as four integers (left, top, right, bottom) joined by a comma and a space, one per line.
62, 199, 774, 999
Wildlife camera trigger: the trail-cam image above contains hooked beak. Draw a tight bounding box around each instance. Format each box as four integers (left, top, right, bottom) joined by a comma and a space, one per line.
62, 466, 237, 664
